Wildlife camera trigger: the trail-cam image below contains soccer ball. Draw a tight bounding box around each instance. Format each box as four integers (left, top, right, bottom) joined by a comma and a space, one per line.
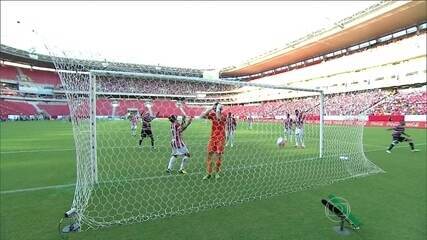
276, 137, 286, 147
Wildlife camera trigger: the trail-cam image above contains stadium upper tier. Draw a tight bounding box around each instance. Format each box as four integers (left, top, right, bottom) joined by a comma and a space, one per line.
0, 64, 236, 95
221, 0, 427, 77
232, 32, 426, 103
0, 44, 203, 78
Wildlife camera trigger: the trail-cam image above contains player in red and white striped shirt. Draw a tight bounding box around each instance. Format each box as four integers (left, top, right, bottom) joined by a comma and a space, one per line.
226, 112, 237, 147
166, 115, 193, 174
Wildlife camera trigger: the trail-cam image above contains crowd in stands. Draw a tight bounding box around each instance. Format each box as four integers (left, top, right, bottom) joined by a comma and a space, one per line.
2, 86, 425, 121
0, 65, 236, 97
225, 87, 426, 119
98, 77, 236, 95
373, 88, 426, 115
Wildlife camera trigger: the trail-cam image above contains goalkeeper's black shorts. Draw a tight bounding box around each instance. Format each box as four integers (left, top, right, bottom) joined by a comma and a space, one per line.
141, 129, 153, 137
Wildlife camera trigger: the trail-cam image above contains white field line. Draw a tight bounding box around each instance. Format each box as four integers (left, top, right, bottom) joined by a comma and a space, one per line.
0, 148, 75, 154
0, 183, 76, 194
1, 142, 425, 195
1, 146, 144, 154
0, 140, 386, 154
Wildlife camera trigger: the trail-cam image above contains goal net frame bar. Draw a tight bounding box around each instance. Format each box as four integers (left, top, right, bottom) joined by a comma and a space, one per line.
87, 69, 325, 184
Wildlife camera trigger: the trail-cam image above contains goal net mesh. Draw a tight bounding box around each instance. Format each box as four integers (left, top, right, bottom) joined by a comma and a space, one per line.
51, 56, 384, 230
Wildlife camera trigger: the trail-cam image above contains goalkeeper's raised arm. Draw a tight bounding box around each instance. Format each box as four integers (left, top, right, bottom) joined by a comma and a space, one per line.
200, 103, 218, 119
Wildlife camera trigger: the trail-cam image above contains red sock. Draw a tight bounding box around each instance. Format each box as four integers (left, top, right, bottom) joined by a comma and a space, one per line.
206, 156, 212, 174
215, 158, 222, 172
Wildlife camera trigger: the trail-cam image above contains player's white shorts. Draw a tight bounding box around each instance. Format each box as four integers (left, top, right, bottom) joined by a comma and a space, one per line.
131, 124, 137, 130
171, 146, 189, 156
284, 128, 292, 135
295, 127, 304, 135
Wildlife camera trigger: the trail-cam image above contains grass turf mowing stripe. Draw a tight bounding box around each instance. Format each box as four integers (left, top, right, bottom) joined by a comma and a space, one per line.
2, 143, 424, 195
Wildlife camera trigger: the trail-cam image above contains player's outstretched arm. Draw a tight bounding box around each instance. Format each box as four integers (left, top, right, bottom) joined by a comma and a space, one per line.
146, 103, 155, 117
200, 103, 216, 119
181, 117, 193, 132
178, 105, 187, 117
215, 103, 222, 120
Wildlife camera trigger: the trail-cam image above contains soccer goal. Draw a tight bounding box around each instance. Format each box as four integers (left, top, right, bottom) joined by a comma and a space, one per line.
51, 57, 384, 231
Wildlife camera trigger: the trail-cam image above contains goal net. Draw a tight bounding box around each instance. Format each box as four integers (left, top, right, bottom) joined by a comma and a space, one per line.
51, 57, 384, 231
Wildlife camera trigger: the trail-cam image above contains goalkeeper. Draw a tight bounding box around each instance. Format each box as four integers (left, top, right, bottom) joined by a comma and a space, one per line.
200, 102, 227, 180
138, 108, 159, 150
386, 121, 419, 153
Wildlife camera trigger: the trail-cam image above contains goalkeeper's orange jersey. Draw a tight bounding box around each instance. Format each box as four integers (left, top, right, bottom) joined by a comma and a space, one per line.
208, 112, 226, 141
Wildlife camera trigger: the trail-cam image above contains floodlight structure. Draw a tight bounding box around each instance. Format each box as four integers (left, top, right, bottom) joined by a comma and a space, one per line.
321, 194, 362, 236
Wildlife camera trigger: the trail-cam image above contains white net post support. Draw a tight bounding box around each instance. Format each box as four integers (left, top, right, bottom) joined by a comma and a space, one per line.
319, 92, 324, 158
89, 73, 98, 184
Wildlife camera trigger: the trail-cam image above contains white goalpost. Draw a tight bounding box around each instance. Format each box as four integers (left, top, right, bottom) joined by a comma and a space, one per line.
87, 70, 327, 185
51, 59, 384, 231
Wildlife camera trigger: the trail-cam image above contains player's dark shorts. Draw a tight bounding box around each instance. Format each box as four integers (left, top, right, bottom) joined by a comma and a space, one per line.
393, 136, 407, 142
141, 129, 153, 137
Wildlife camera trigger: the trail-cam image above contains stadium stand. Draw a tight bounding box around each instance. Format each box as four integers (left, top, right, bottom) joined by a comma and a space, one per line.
0, 22, 425, 123
0, 65, 17, 80
249, 33, 426, 88
96, 99, 114, 116
221, 87, 425, 119
152, 99, 182, 118
1, 85, 425, 120
37, 103, 69, 117
0, 100, 37, 119
19, 68, 61, 86
97, 77, 236, 95
374, 88, 427, 115
116, 99, 147, 116
182, 104, 205, 116
0, 44, 204, 78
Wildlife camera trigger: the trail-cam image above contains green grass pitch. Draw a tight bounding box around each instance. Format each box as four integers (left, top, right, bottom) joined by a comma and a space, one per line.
0, 120, 426, 240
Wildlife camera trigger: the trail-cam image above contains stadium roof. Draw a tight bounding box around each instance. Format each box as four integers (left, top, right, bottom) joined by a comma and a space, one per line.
220, 0, 427, 77
1, 1, 384, 70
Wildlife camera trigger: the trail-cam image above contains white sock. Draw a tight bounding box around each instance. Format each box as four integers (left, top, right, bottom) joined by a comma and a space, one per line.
168, 156, 176, 170
180, 157, 189, 170
295, 134, 300, 146
301, 134, 305, 147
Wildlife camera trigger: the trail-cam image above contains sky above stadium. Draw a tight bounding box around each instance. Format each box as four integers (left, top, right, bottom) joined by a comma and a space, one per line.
1, 1, 382, 69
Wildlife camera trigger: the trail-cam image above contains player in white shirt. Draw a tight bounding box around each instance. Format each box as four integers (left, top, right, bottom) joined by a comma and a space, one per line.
294, 109, 305, 148
130, 113, 138, 136
247, 113, 254, 130
226, 112, 237, 147
283, 113, 293, 143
